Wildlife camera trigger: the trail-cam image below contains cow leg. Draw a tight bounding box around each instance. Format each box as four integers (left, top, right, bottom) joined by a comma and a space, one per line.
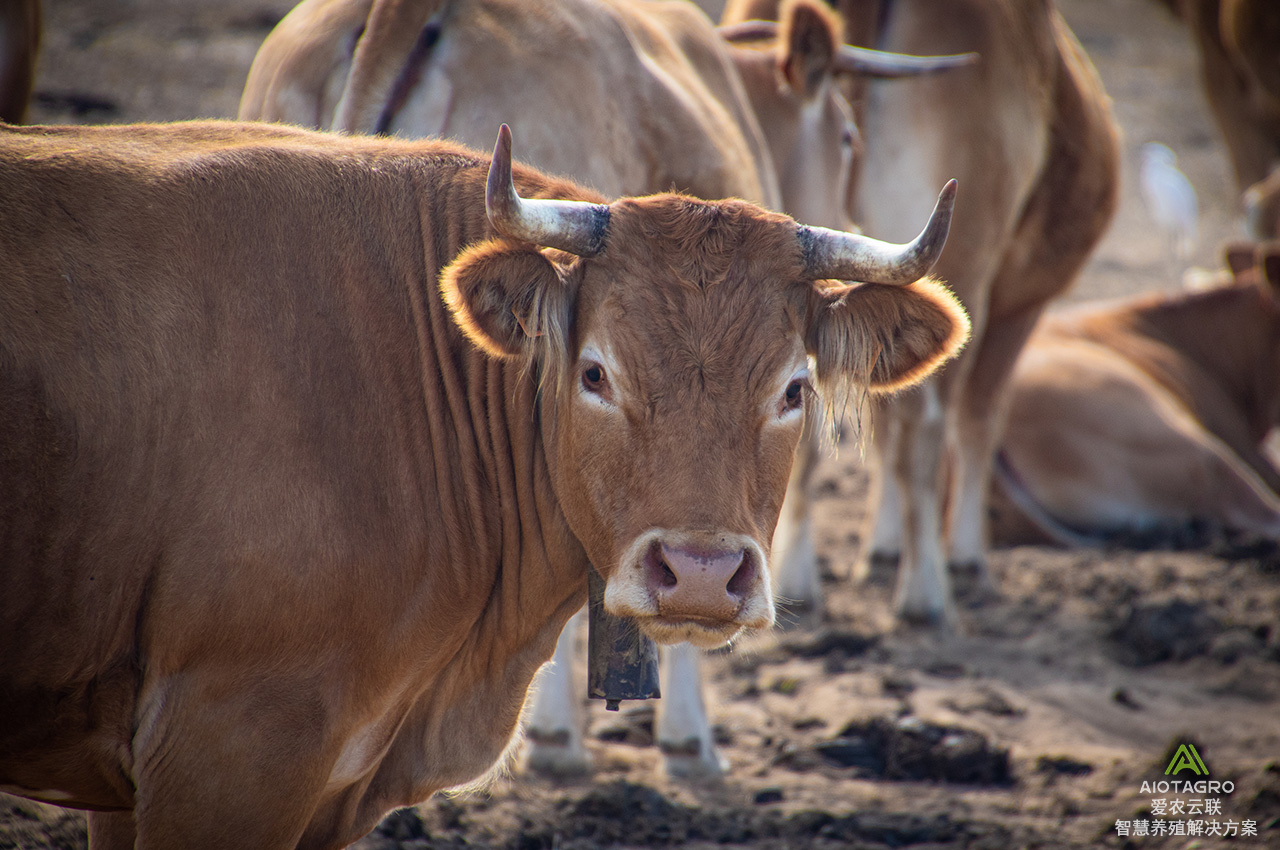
129, 680, 334, 850
522, 609, 591, 777
856, 403, 904, 579
656, 642, 724, 779
88, 811, 136, 850
771, 410, 822, 613
947, 306, 1045, 585
887, 379, 955, 627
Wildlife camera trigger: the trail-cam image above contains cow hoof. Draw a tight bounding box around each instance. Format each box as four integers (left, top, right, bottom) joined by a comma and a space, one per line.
893, 597, 958, 632
660, 742, 726, 781
524, 736, 592, 779
854, 549, 899, 585
949, 560, 999, 605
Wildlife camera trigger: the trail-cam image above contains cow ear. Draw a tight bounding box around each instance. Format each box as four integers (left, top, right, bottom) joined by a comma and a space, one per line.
440, 239, 576, 361
805, 276, 970, 394
777, 0, 840, 101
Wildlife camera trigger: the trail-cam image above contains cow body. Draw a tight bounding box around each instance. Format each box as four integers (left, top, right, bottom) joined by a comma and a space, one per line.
0, 122, 592, 846
0, 121, 966, 848
993, 243, 1280, 546
727, 0, 1121, 624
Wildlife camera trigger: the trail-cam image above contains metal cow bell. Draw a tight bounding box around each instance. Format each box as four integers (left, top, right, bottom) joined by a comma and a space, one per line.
586, 566, 660, 710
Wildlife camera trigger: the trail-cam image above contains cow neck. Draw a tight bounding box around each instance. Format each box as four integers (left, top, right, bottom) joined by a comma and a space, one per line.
366, 165, 590, 805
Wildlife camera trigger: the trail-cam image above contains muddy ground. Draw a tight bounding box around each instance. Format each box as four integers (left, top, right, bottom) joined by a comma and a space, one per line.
3, 0, 1279, 848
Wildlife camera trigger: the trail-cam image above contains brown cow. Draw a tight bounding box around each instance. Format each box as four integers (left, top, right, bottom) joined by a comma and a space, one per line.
0, 0, 40, 123
0, 120, 967, 849
724, 0, 1121, 626
992, 242, 1280, 547
239, 0, 974, 777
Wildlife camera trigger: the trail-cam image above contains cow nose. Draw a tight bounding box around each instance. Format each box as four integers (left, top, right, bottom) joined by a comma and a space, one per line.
646, 541, 755, 619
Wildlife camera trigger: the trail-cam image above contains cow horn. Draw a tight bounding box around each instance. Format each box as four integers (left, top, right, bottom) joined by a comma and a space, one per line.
835, 44, 978, 78
486, 124, 610, 257
716, 20, 978, 78
799, 179, 957, 284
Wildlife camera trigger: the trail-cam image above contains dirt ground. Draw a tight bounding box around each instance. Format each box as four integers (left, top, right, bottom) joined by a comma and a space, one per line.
4, 0, 1279, 848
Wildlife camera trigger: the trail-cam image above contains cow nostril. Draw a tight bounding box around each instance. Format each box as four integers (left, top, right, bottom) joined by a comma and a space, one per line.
660, 561, 677, 588
646, 541, 679, 588
726, 553, 754, 597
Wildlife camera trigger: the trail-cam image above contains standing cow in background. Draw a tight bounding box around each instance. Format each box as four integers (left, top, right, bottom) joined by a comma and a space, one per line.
240, 0, 973, 777
992, 241, 1280, 548
725, 0, 1121, 626
0, 120, 969, 850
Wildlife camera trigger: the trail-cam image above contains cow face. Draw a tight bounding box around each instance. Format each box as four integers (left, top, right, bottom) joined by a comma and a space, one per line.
441, 127, 969, 648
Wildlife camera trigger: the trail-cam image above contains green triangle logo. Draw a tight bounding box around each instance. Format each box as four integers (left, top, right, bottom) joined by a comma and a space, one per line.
1165, 743, 1208, 776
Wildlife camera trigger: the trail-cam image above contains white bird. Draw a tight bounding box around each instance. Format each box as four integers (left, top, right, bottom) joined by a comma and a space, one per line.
1140, 142, 1199, 266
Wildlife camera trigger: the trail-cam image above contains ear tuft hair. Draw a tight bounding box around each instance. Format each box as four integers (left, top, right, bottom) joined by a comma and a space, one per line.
807, 275, 970, 415
439, 239, 575, 376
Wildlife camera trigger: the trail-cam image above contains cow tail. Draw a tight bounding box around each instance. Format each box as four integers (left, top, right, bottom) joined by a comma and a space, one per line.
333, 0, 451, 135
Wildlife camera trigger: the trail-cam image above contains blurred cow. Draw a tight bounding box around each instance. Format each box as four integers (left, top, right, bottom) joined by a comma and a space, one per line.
241, 0, 972, 777
992, 241, 1280, 548
0, 0, 39, 123
723, 0, 1121, 626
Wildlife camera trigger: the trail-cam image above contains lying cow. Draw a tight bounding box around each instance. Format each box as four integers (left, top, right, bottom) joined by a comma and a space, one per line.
724, 0, 1121, 626
0, 121, 967, 850
992, 241, 1280, 547
240, 0, 972, 777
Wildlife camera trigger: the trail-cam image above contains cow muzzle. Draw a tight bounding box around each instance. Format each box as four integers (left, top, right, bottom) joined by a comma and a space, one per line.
604, 530, 775, 648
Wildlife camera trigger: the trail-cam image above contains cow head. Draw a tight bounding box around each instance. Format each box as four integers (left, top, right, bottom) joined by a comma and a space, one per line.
441, 126, 969, 648
720, 0, 977, 231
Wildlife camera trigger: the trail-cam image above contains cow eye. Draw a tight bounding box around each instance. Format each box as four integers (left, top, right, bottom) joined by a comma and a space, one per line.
783, 379, 806, 412
582, 363, 606, 394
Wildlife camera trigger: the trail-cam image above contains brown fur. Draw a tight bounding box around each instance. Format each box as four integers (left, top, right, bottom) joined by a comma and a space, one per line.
0, 120, 965, 849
